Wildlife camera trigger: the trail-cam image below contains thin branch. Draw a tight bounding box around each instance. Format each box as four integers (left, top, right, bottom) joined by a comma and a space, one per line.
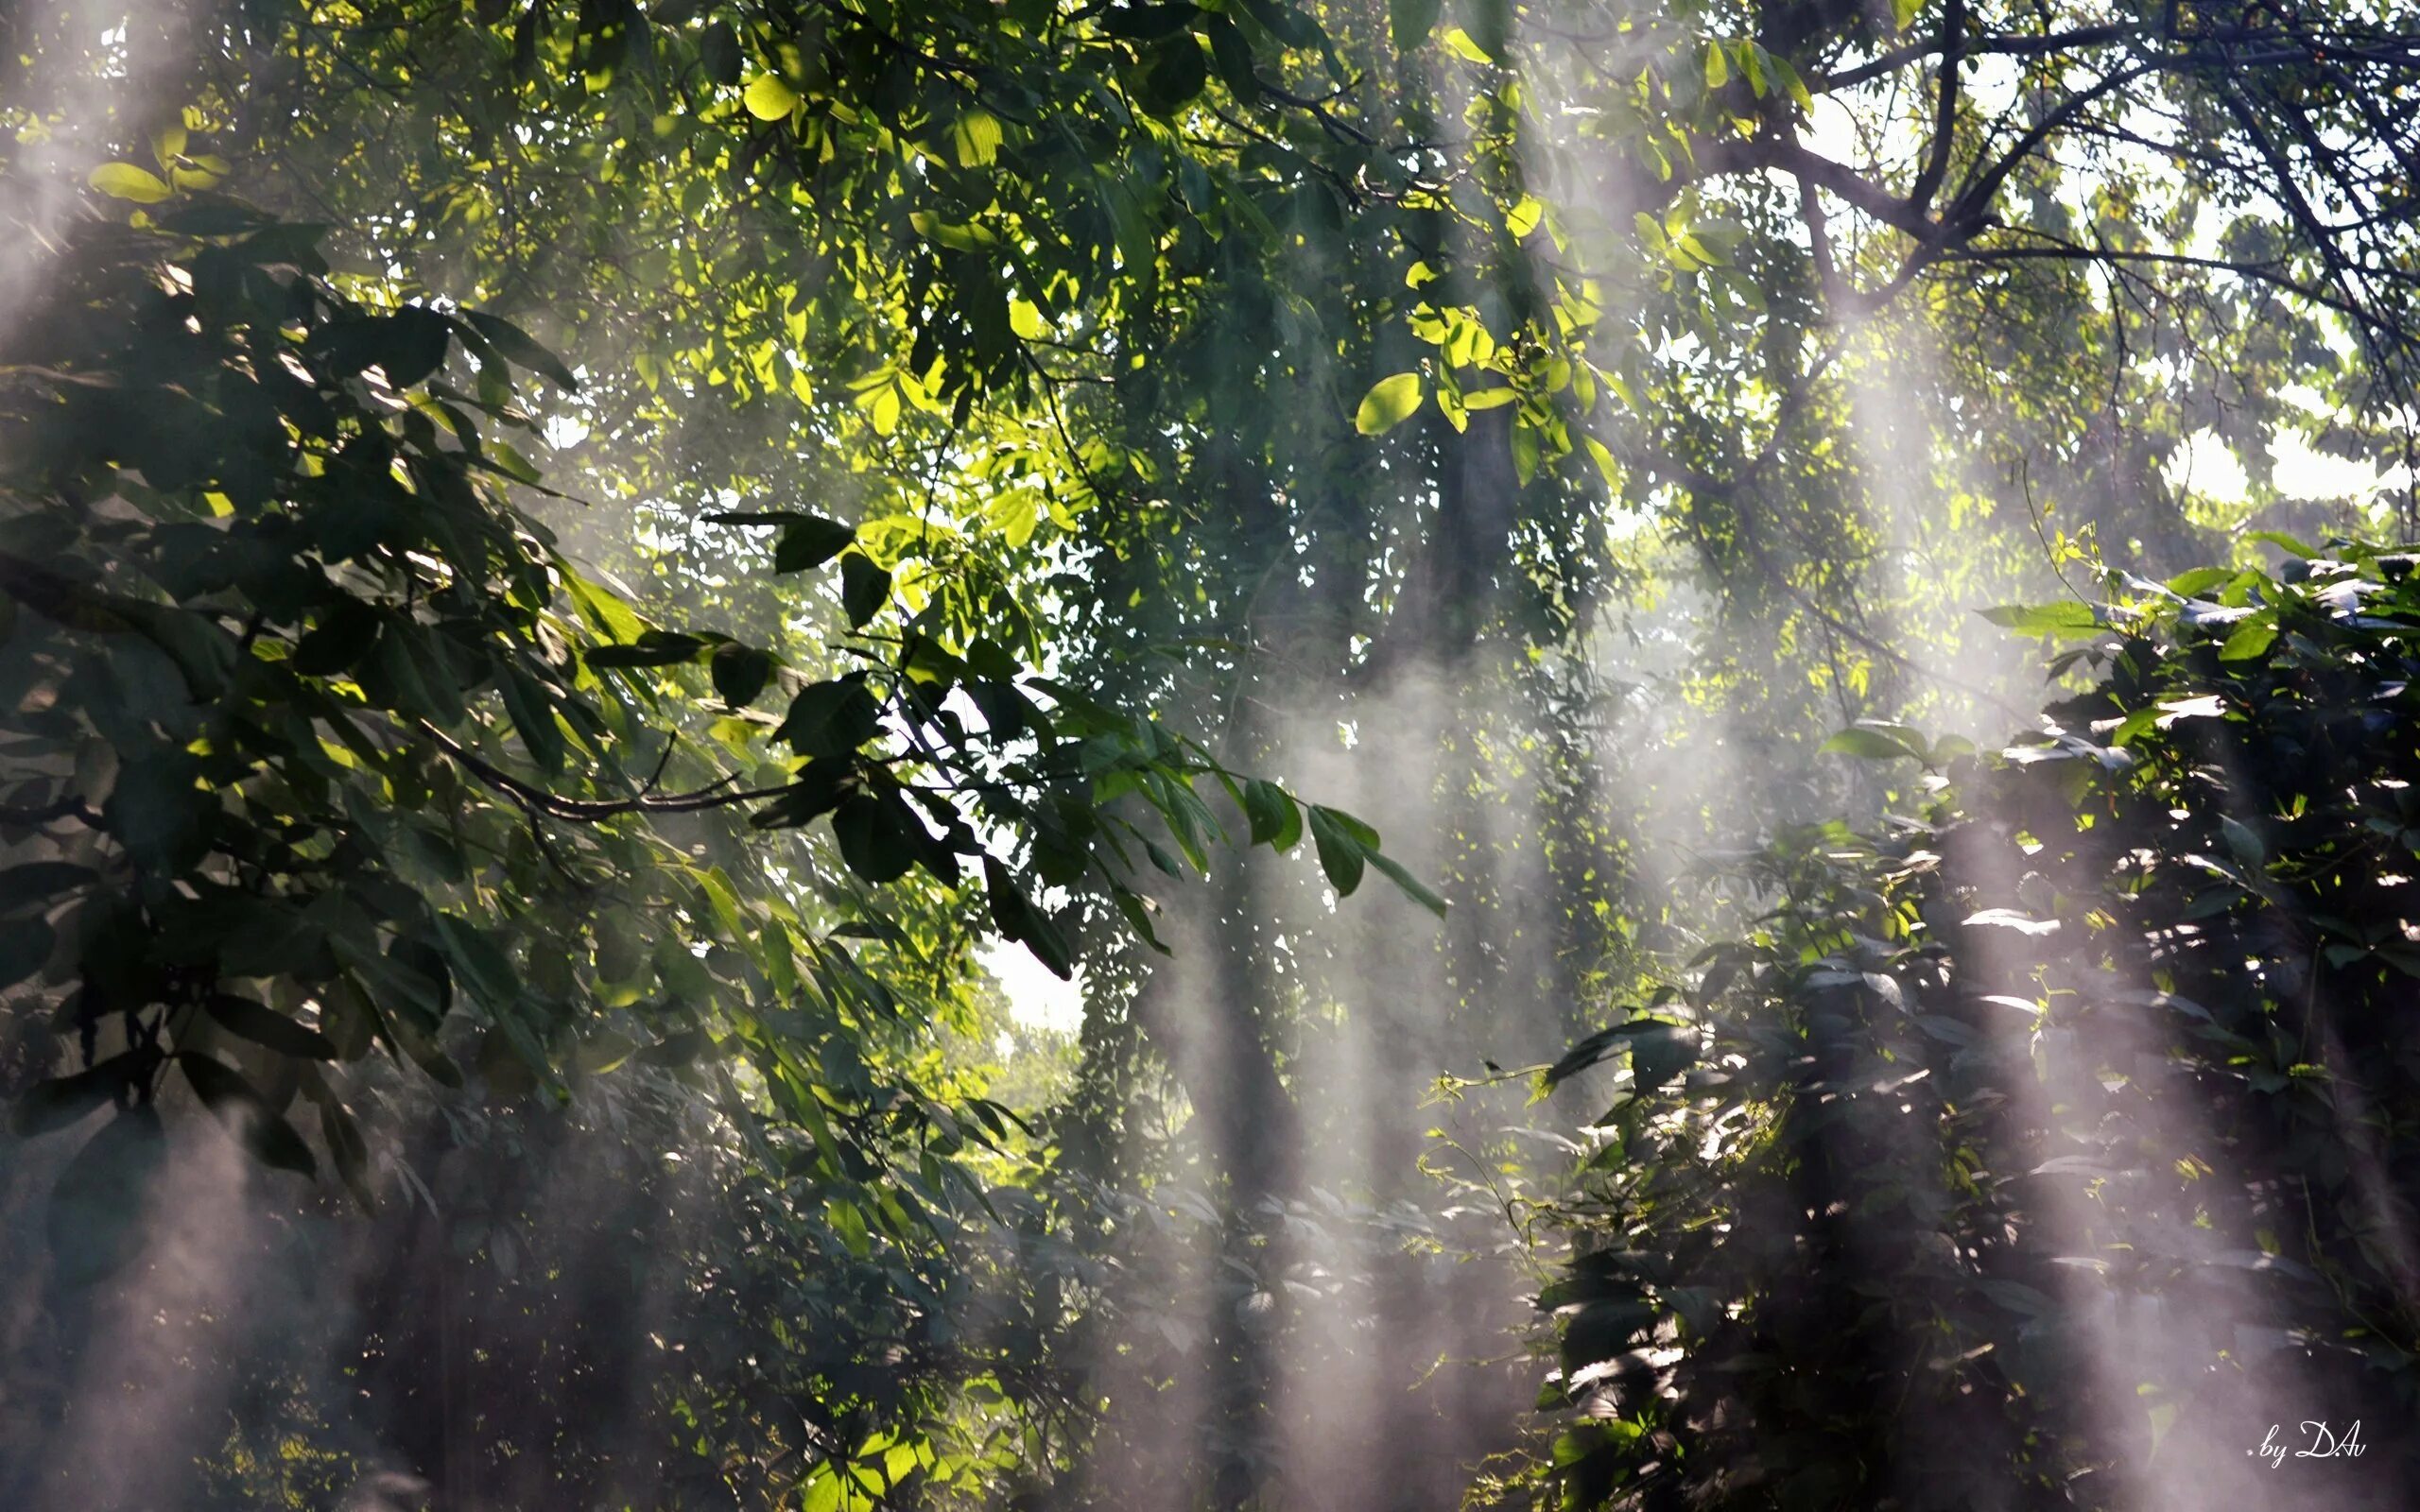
420, 722, 789, 821
1819, 23, 2139, 92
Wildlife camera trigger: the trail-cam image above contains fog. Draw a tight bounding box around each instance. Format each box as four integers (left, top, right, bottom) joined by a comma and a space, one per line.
6, 0, 2418, 1507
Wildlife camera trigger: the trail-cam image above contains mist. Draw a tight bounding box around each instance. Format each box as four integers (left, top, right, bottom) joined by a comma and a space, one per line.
8, 0, 2420, 1508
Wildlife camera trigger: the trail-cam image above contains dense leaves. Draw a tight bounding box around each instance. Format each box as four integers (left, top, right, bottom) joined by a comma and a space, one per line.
1537, 544, 2420, 1508
9, 0, 2420, 1503
0, 175, 1432, 1505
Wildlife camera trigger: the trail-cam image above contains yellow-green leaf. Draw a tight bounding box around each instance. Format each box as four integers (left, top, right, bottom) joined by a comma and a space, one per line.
864, 383, 900, 436
89, 163, 170, 202
953, 110, 1003, 167
988, 489, 1042, 547
2219, 615, 2278, 661
1764, 52, 1815, 110
743, 74, 800, 121
1355, 371, 1424, 436
1439, 26, 1494, 64
1584, 436, 1620, 487
1009, 298, 1047, 340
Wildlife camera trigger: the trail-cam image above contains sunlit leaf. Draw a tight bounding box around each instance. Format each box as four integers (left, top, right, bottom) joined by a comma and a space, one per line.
1976, 600, 2103, 640
2219, 615, 2277, 661
1818, 726, 1925, 762
743, 74, 801, 120
1355, 371, 1424, 436
88, 163, 170, 202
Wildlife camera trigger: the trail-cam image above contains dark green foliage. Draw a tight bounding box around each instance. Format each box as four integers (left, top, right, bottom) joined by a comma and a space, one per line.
1539, 544, 2420, 1509
12, 0, 2420, 1501
0, 165, 1449, 1505
0, 180, 1426, 1254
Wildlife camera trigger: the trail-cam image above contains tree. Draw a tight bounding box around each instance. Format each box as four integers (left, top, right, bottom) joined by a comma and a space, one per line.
0, 169, 1430, 1504
1535, 540, 2420, 1508
9, 0, 2420, 1505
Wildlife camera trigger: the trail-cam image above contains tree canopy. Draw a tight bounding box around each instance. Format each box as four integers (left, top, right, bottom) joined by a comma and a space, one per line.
5, 0, 2420, 1507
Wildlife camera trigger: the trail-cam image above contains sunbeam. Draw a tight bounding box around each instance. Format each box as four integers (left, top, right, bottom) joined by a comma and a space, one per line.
8, 0, 2420, 1508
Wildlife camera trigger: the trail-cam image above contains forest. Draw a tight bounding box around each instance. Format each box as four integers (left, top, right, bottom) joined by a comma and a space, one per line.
4, 0, 2420, 1506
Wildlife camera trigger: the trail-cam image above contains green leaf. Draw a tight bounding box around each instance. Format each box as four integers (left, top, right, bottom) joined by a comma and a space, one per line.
1356, 371, 1425, 436
985, 854, 1074, 979
1239, 0, 1320, 45
744, 74, 800, 120
777, 677, 881, 759
1243, 779, 1300, 850
1547, 1017, 1697, 1089
697, 19, 742, 83
840, 553, 890, 628
290, 599, 384, 675
2219, 615, 2278, 661
586, 629, 706, 668
832, 793, 918, 885
827, 1195, 873, 1257
2166, 566, 2236, 597
2245, 528, 2320, 559
1976, 600, 2103, 640
965, 679, 1034, 740
1103, 2, 1198, 40
2220, 815, 2267, 870
1365, 849, 1448, 917
749, 758, 849, 831
104, 755, 212, 873
348, 960, 449, 1079
178, 1054, 317, 1177
1321, 806, 1381, 848
1389, 0, 1442, 48
318, 308, 454, 387
89, 163, 171, 202
203, 994, 338, 1060
1204, 15, 1259, 98
1763, 50, 1815, 108
1135, 33, 1209, 115
775, 514, 857, 573
711, 642, 775, 707
500, 668, 568, 771
1818, 727, 1925, 762
1439, 25, 1495, 63
952, 109, 1004, 167
462, 310, 579, 389
382, 306, 458, 387
1306, 805, 1367, 895
429, 916, 521, 1020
